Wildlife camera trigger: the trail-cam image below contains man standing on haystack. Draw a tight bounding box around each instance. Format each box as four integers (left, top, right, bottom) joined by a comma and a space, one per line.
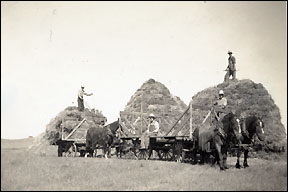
224, 51, 236, 82
77, 85, 93, 111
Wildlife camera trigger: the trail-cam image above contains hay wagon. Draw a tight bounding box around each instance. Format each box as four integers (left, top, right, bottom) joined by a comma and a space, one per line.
118, 100, 202, 162
57, 118, 87, 157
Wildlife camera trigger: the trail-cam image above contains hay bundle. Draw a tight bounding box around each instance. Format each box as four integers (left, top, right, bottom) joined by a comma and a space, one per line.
44, 107, 106, 144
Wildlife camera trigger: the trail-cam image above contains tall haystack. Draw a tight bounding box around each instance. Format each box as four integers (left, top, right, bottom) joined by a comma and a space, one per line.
123, 78, 187, 135
191, 79, 286, 152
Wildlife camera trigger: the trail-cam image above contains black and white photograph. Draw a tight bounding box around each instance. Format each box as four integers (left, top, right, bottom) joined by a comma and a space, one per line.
1, 1, 287, 191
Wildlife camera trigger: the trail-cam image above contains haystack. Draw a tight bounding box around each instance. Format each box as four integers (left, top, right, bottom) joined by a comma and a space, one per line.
123, 78, 187, 135
191, 79, 286, 152
44, 106, 107, 145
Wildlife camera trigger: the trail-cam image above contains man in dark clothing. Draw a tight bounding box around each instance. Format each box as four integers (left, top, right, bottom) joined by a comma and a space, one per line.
77, 85, 93, 111
224, 51, 236, 82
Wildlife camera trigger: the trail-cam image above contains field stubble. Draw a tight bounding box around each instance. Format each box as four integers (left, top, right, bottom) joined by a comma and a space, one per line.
1, 139, 287, 191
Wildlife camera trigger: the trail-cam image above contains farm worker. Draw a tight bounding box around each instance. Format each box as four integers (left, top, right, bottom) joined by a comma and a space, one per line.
213, 90, 228, 169
147, 113, 160, 159
213, 90, 227, 122
77, 85, 93, 111
147, 113, 160, 135
224, 51, 236, 82
140, 113, 160, 153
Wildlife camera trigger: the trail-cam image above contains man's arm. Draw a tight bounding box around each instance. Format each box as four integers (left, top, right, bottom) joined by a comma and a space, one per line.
84, 92, 93, 96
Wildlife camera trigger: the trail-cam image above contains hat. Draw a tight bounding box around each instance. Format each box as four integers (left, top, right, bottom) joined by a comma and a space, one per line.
227, 51, 232, 54
219, 90, 224, 95
148, 113, 156, 119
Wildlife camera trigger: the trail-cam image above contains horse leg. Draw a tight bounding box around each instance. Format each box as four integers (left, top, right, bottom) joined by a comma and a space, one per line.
235, 147, 241, 169
115, 146, 118, 157
222, 153, 228, 169
199, 150, 206, 165
108, 145, 111, 158
103, 147, 108, 159
192, 148, 198, 165
93, 144, 97, 158
222, 146, 228, 169
243, 149, 249, 168
215, 143, 225, 171
212, 150, 219, 166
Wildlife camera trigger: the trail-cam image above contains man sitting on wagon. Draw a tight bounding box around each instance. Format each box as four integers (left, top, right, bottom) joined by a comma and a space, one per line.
213, 90, 227, 136
140, 113, 160, 149
147, 113, 160, 136
213, 90, 227, 121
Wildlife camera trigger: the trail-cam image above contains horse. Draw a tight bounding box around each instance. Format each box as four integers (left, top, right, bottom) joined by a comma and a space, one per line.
85, 120, 120, 158
192, 112, 241, 171
235, 115, 265, 168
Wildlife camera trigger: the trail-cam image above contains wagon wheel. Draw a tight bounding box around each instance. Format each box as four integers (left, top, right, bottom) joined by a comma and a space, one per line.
133, 141, 149, 160
173, 142, 184, 163
135, 148, 149, 160
72, 143, 80, 157
63, 143, 77, 157
158, 148, 174, 161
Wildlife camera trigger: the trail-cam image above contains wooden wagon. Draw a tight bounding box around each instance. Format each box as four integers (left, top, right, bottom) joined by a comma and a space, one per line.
117, 99, 231, 162
117, 100, 199, 162
57, 118, 87, 157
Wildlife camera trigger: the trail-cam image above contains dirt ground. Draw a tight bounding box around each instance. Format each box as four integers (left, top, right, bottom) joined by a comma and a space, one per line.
1, 138, 287, 191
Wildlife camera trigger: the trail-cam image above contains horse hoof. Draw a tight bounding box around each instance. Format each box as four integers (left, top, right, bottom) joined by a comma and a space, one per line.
235, 164, 241, 169
243, 164, 249, 168
220, 167, 225, 171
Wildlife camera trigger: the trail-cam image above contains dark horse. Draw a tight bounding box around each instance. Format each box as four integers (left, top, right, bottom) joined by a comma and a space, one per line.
235, 115, 265, 168
85, 120, 120, 158
192, 112, 241, 171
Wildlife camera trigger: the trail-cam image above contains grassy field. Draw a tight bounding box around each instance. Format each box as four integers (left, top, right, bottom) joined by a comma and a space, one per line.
1, 138, 287, 191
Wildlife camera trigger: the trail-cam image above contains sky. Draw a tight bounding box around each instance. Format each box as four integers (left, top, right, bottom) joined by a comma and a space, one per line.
1, 1, 287, 139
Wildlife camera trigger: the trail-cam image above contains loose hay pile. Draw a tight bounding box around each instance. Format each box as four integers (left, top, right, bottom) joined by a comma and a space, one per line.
191, 79, 286, 153
123, 78, 187, 134
45, 107, 107, 144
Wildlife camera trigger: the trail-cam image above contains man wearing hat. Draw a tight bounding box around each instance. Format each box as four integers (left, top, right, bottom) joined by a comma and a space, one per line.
140, 113, 160, 152
147, 113, 160, 159
77, 85, 93, 111
147, 113, 160, 135
213, 90, 227, 121
224, 51, 236, 82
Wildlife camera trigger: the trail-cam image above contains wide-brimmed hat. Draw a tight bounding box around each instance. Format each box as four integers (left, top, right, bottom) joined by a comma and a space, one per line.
227, 51, 233, 54
219, 90, 224, 95
148, 113, 156, 119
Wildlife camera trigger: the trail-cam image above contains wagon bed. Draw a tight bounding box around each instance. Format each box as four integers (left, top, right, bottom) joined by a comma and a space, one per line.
117, 101, 197, 162
57, 118, 87, 157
